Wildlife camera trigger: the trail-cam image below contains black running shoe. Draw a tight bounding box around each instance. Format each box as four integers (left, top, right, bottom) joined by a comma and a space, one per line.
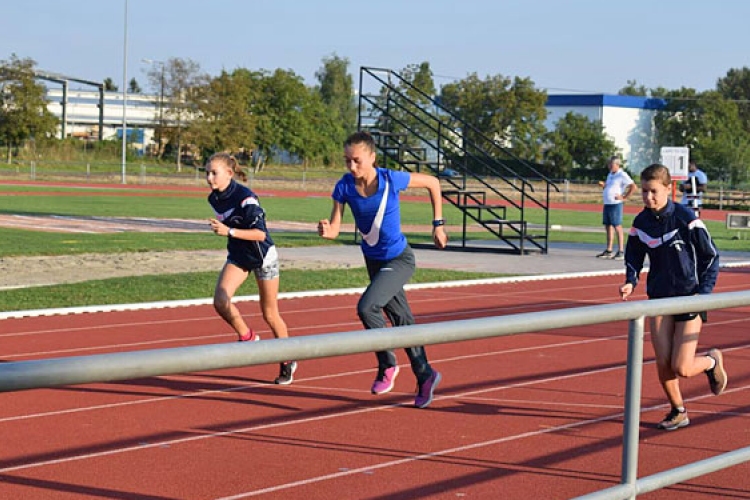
274, 361, 298, 385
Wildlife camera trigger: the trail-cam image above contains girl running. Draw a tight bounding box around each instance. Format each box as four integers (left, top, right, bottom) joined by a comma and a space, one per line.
206, 153, 297, 385
318, 131, 448, 408
619, 163, 726, 430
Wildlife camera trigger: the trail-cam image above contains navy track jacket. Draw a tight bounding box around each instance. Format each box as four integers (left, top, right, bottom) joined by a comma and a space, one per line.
624, 199, 719, 299
208, 180, 275, 271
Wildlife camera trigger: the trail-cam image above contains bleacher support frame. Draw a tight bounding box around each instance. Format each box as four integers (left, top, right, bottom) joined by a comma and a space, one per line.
357, 67, 559, 254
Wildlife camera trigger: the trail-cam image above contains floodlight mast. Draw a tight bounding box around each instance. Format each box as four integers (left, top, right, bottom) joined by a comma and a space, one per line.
121, 0, 129, 184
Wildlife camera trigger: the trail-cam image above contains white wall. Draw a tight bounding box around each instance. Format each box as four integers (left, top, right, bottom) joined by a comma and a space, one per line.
601, 106, 659, 173
545, 95, 664, 174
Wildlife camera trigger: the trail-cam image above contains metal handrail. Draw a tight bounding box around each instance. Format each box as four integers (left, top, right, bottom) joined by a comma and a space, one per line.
2, 290, 749, 500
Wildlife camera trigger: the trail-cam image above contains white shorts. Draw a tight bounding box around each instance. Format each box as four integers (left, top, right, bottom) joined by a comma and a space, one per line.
227, 252, 280, 281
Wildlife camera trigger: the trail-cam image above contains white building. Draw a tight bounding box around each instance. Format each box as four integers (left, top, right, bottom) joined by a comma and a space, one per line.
545, 94, 667, 173
45, 87, 160, 153
42, 86, 667, 167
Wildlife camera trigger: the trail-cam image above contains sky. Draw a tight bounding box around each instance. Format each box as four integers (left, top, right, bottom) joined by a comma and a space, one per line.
2, 0, 749, 95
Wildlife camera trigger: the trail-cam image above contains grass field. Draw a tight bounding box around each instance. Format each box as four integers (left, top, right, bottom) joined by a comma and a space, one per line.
1, 181, 748, 311
0, 267, 498, 313
1, 183, 748, 257
0, 183, 500, 310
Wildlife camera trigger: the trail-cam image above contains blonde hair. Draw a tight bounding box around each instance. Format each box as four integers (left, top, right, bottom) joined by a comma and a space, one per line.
206, 152, 247, 182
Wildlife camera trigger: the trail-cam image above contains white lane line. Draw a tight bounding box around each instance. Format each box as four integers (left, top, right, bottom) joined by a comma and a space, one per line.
0, 356, 632, 475
0, 334, 626, 423
215, 381, 750, 499
0, 271, 630, 320
3, 341, 749, 480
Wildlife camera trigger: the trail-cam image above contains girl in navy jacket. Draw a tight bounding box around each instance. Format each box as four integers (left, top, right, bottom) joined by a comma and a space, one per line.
207, 153, 296, 385
619, 163, 726, 430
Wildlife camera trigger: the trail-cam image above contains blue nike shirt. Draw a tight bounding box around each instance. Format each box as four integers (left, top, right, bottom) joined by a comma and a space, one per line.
332, 168, 411, 260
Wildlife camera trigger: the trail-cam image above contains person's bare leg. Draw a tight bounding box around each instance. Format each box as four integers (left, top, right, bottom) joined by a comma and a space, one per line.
615, 224, 625, 253
672, 316, 712, 377
256, 276, 288, 339
213, 262, 251, 339
649, 316, 683, 409
605, 225, 614, 252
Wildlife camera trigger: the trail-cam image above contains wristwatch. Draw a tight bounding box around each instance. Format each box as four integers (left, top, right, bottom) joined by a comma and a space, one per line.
228, 228, 236, 238
432, 219, 446, 227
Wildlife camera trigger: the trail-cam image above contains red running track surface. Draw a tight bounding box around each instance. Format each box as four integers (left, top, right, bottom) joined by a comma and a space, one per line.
1, 271, 750, 499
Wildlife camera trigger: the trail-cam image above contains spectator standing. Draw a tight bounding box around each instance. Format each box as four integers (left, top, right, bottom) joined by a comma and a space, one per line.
680, 160, 708, 216
597, 156, 635, 260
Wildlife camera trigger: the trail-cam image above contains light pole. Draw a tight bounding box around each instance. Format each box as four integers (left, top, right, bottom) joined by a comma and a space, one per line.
121, 0, 129, 184
142, 59, 165, 157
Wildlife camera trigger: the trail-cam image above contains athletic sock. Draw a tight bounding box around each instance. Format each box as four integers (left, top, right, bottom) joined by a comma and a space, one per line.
706, 355, 716, 371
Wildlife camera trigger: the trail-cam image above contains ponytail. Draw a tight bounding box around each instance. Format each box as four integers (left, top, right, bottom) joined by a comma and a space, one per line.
206, 152, 247, 182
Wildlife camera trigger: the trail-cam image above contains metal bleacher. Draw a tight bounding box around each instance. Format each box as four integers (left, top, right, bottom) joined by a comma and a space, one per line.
357, 67, 558, 255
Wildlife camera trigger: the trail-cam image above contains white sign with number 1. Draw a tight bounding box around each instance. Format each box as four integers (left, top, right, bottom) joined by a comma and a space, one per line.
660, 146, 690, 181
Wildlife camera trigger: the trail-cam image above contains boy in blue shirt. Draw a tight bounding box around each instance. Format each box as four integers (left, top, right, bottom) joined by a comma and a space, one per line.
679, 160, 708, 216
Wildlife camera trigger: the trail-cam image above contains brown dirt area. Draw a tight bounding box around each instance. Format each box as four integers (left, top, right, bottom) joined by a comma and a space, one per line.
0, 218, 350, 290
0, 217, 446, 290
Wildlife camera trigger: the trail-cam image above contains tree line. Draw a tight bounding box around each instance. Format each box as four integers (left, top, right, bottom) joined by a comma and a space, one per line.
2, 52, 750, 185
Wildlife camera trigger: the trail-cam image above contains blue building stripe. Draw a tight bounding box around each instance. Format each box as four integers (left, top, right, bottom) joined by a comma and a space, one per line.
546, 94, 666, 110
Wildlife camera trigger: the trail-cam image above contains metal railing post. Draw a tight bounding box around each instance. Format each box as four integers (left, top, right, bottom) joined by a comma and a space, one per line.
621, 315, 645, 499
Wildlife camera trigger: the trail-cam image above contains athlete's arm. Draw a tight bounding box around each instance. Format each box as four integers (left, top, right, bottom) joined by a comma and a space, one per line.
407, 173, 448, 249
209, 218, 265, 241
318, 200, 345, 240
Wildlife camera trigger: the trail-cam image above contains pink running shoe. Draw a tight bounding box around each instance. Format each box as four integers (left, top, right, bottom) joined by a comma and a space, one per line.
371, 365, 400, 394
238, 331, 260, 342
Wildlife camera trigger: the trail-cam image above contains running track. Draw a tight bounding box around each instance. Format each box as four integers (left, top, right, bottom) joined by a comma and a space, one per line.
2, 270, 750, 499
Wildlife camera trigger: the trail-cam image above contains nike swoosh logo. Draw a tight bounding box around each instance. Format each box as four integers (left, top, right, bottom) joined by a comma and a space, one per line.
360, 177, 389, 247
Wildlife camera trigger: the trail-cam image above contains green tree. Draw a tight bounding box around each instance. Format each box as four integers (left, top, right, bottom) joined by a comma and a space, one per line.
103, 77, 118, 91
315, 54, 356, 137
655, 88, 750, 184
389, 62, 438, 148
716, 66, 750, 131
544, 112, 619, 179
618, 79, 649, 96
148, 57, 208, 170
128, 77, 141, 94
0, 54, 58, 162
439, 72, 548, 161
298, 88, 343, 166
187, 68, 259, 158
253, 68, 340, 168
